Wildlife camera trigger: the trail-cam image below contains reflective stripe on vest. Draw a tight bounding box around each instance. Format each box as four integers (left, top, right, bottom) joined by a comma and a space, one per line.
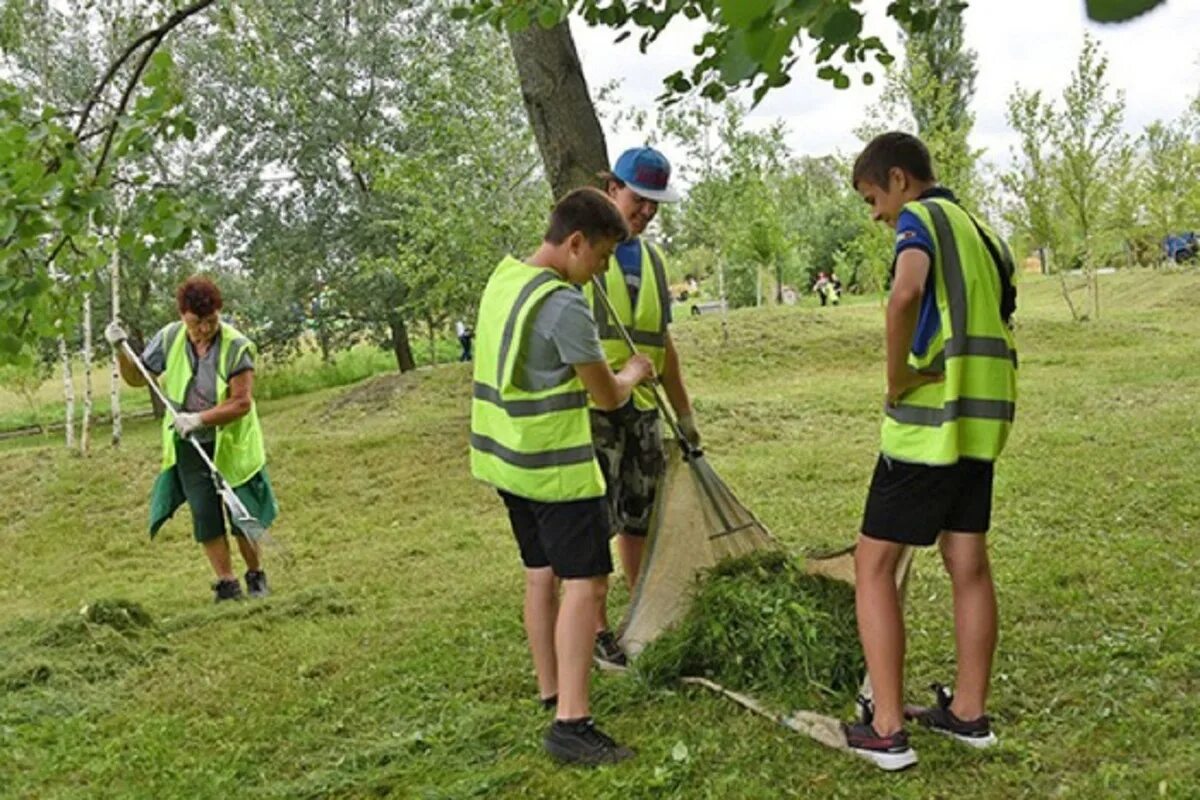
585, 241, 668, 411
469, 257, 605, 502
881, 199, 1017, 464
158, 321, 266, 487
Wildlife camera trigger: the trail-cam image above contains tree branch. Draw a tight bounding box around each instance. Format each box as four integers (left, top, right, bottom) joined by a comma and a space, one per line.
75, 0, 218, 141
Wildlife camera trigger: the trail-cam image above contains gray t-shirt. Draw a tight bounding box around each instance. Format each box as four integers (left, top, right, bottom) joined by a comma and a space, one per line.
512, 287, 605, 392
142, 327, 254, 441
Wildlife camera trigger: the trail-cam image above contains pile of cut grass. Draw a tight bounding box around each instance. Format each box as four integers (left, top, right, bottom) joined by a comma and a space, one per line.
633, 551, 862, 713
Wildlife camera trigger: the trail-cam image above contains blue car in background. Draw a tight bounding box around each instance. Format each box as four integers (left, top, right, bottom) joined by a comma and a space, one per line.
1164, 232, 1197, 263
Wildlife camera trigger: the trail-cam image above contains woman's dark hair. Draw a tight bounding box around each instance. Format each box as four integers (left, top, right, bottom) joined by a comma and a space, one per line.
176, 276, 223, 317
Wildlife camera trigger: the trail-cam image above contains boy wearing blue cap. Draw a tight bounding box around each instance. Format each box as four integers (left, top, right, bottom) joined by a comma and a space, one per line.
583, 146, 699, 667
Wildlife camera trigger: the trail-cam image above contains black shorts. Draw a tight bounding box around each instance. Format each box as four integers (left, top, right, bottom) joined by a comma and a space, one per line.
861, 454, 994, 547
499, 491, 613, 579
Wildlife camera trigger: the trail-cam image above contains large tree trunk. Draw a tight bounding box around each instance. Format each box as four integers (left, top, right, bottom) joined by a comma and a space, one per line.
508, 20, 609, 198
388, 313, 416, 372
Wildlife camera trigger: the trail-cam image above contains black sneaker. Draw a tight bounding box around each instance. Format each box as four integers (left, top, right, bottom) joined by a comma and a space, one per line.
543, 718, 634, 766
245, 570, 270, 598
539, 694, 558, 712
905, 683, 997, 749
842, 697, 918, 771
593, 630, 627, 670
212, 578, 244, 603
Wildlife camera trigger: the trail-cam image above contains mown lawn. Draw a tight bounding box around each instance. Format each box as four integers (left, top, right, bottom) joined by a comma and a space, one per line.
2, 270, 1198, 798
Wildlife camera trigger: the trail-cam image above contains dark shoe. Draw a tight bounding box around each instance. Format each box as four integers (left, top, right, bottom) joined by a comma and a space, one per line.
593, 630, 627, 670
905, 683, 997, 749
539, 694, 558, 712
543, 718, 634, 766
212, 578, 244, 603
245, 570, 270, 598
842, 697, 918, 771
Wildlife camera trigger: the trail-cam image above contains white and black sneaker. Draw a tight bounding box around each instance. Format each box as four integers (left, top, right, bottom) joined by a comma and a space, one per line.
544, 718, 634, 766
842, 697, 918, 771
905, 683, 998, 749
593, 630, 627, 671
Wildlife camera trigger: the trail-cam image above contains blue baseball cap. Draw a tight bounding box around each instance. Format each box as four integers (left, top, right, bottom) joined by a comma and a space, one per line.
611, 147, 681, 203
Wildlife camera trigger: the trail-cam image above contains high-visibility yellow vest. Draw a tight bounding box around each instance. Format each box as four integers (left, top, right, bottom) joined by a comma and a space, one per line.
158, 321, 266, 487
881, 198, 1018, 465
470, 256, 605, 502
583, 240, 669, 411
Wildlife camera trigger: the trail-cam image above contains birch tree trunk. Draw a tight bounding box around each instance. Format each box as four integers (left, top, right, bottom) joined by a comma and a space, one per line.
80, 292, 93, 455
109, 229, 122, 447
507, 20, 609, 198
59, 334, 75, 449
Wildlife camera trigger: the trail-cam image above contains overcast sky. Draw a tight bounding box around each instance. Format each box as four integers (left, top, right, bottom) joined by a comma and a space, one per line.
572, 0, 1200, 175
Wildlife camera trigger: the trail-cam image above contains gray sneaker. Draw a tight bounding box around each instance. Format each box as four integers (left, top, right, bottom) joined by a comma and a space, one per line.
244, 570, 269, 598
593, 630, 627, 670
212, 579, 243, 603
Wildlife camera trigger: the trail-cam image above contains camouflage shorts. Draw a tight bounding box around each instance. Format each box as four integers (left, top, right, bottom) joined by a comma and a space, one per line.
590, 405, 666, 537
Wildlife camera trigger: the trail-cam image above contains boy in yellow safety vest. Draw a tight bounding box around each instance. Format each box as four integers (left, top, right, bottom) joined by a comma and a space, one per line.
469, 187, 654, 766
845, 132, 1017, 771
587, 147, 699, 667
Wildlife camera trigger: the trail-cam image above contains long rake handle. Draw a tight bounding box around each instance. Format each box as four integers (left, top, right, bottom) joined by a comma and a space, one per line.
589, 277, 740, 532
589, 277, 694, 453
119, 339, 223, 475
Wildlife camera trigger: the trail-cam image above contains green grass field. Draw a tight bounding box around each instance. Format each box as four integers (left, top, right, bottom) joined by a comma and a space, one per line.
2, 271, 1198, 798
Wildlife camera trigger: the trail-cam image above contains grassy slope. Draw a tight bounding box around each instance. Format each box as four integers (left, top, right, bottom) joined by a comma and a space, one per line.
2, 271, 1199, 798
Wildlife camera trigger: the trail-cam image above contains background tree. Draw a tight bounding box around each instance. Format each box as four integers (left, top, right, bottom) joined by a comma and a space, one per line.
0, 0, 216, 368
169, 0, 547, 371
1140, 115, 1200, 264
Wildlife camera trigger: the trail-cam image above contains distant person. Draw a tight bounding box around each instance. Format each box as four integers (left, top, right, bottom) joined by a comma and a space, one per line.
843, 132, 1017, 770
586, 146, 700, 668
825, 274, 842, 306
813, 272, 830, 306
106, 276, 278, 603
469, 187, 654, 766
456, 319, 474, 362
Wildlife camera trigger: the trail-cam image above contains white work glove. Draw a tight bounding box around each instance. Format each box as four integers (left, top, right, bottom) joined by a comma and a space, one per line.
173, 412, 204, 438
104, 320, 128, 346
677, 413, 701, 447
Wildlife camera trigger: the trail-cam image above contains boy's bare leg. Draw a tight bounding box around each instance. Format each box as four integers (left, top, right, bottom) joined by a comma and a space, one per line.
939, 531, 997, 720
616, 533, 645, 590
524, 567, 559, 701
855, 535, 907, 734
556, 576, 606, 720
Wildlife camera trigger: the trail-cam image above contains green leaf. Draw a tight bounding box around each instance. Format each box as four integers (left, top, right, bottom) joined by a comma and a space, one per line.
719, 29, 765, 84
1085, 0, 1166, 22
718, 0, 772, 27
820, 7, 863, 45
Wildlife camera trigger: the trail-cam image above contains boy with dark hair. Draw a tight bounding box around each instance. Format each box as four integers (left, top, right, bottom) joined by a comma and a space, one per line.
844, 132, 1017, 771
470, 186, 654, 766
